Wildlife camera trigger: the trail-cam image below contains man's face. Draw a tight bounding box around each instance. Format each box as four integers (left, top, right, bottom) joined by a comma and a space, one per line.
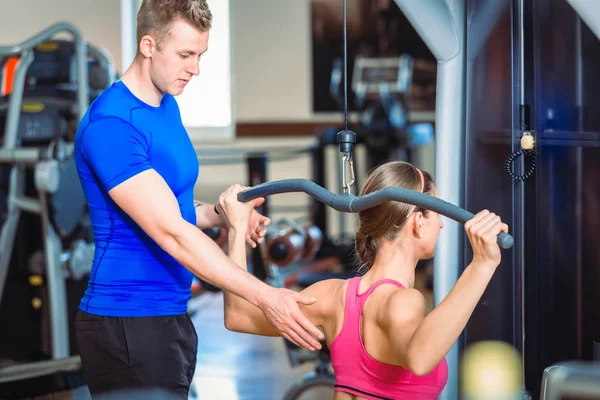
150, 18, 209, 96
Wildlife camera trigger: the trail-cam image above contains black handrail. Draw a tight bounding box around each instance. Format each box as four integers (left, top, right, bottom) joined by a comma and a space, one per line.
238, 179, 514, 249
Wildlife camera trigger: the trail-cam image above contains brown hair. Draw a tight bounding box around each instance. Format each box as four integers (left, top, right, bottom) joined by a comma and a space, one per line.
355, 161, 435, 271
137, 0, 213, 50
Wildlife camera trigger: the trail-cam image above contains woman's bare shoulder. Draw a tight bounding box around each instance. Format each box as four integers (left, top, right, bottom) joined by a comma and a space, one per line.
301, 278, 348, 300
298, 277, 349, 323
378, 287, 427, 328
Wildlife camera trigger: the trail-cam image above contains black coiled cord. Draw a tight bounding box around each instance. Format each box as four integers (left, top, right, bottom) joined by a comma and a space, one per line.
504, 149, 536, 181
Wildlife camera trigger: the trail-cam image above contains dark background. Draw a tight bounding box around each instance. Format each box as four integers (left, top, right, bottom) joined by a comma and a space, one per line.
310, 0, 435, 113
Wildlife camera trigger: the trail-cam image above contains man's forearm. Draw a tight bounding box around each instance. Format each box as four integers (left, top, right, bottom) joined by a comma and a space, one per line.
194, 200, 225, 229
163, 219, 267, 307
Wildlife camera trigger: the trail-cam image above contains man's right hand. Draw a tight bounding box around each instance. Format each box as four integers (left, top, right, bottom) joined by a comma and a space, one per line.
257, 287, 325, 351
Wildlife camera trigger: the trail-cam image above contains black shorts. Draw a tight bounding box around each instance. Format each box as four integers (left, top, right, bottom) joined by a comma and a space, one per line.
74, 310, 198, 399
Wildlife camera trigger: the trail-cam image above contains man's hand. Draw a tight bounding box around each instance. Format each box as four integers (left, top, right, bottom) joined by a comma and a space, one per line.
257, 287, 324, 351
246, 198, 270, 248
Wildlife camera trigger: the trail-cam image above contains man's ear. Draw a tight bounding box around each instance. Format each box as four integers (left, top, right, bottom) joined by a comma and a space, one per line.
139, 35, 157, 58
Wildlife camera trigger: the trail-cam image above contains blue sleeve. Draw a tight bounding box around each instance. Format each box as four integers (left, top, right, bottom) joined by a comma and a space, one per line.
80, 117, 152, 191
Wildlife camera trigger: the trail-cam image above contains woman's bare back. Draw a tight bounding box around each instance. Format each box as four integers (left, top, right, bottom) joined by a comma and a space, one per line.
321, 279, 410, 366
314, 278, 414, 399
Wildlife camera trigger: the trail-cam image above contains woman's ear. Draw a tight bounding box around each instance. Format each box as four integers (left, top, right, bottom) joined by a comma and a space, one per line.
412, 212, 424, 237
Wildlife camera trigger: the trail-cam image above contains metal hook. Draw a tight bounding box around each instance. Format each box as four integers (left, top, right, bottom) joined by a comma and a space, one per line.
341, 153, 356, 194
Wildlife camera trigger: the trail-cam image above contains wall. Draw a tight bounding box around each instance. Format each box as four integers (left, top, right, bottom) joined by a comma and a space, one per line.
0, 0, 122, 73
232, 0, 316, 122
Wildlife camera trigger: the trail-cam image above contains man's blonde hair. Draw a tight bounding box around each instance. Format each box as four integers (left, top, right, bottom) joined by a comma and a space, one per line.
137, 0, 213, 50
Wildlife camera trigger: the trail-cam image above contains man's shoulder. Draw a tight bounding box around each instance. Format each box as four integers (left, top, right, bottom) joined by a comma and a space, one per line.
87, 82, 138, 123
75, 84, 148, 152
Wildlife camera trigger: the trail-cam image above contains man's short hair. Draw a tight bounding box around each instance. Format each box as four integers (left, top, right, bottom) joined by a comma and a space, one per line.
137, 0, 213, 50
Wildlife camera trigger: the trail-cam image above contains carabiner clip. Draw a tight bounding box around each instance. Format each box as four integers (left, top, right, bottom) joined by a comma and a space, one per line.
341, 153, 356, 194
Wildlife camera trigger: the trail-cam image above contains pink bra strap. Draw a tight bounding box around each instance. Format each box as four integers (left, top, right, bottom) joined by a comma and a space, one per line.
356, 278, 405, 298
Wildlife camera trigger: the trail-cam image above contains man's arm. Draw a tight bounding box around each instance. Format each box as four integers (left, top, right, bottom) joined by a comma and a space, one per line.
109, 170, 323, 350
78, 118, 324, 350
111, 171, 259, 300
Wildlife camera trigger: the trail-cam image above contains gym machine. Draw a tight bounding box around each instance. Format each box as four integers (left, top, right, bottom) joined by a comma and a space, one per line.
0, 23, 115, 398
308, 54, 437, 281
311, 53, 435, 250
328, 53, 436, 170
540, 359, 600, 399
193, 55, 441, 395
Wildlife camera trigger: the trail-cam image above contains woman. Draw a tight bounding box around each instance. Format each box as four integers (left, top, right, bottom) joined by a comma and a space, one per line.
218, 161, 509, 400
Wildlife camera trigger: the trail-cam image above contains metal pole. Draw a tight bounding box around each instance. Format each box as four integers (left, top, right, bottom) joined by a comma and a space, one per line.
517, 0, 527, 388
2, 51, 34, 150
0, 22, 89, 121
392, 1, 465, 398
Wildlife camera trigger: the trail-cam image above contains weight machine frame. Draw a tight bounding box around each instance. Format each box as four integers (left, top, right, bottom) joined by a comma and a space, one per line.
0, 22, 89, 385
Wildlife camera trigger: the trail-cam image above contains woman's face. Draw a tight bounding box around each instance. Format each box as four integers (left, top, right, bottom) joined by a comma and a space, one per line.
421, 187, 444, 258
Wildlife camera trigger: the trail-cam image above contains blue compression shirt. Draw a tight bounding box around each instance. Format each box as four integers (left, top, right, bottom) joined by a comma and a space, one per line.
74, 81, 199, 317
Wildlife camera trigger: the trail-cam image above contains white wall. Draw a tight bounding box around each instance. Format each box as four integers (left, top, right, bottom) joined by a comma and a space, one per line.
232, 0, 315, 122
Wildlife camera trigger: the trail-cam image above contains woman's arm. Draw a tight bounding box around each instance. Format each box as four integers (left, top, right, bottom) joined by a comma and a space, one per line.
385, 210, 507, 376
194, 200, 225, 229
223, 225, 279, 336
223, 226, 330, 337
385, 262, 495, 376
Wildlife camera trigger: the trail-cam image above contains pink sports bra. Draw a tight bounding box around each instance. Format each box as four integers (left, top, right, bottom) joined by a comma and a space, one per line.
329, 276, 448, 399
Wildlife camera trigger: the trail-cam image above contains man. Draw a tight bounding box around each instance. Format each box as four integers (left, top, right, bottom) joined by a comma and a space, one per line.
73, 0, 323, 398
